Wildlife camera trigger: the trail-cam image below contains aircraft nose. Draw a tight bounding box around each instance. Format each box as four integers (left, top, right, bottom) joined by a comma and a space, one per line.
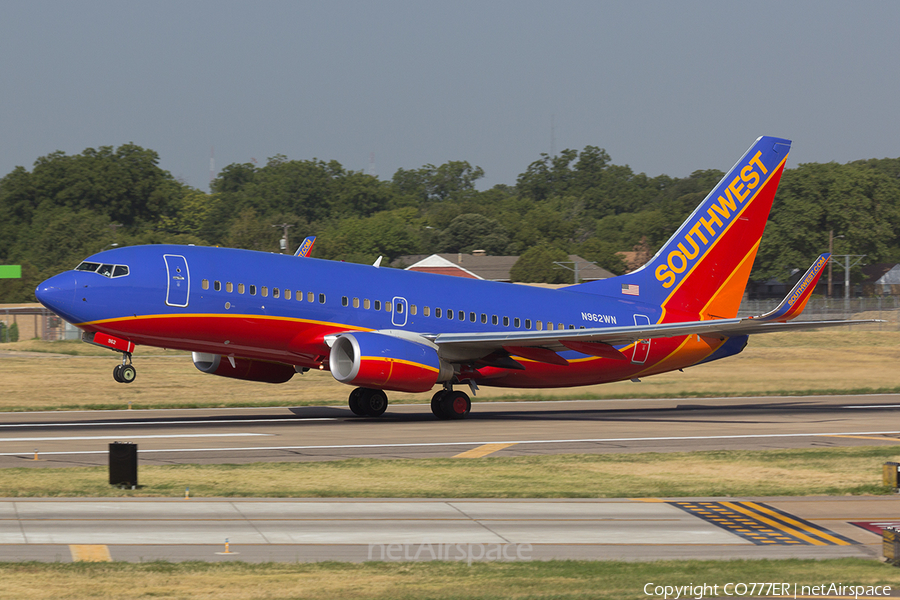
35, 271, 78, 321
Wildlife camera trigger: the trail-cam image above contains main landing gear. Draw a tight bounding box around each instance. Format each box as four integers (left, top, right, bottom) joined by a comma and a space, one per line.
346, 385, 472, 419
112, 352, 136, 384
431, 387, 470, 420
348, 387, 388, 417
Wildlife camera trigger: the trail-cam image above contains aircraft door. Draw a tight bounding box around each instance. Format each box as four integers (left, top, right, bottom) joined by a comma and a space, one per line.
392, 296, 408, 327
164, 254, 190, 307
631, 314, 651, 364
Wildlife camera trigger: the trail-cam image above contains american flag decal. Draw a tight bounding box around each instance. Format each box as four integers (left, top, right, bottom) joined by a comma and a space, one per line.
621, 283, 639, 296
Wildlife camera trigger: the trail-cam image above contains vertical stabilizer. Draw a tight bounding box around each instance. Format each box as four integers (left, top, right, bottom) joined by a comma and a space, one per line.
574, 136, 791, 323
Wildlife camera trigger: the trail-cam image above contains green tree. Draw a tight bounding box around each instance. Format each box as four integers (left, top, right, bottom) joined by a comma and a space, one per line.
438, 214, 510, 254
509, 244, 571, 283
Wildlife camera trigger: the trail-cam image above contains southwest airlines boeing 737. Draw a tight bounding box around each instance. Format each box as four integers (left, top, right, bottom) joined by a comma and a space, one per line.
35, 137, 865, 419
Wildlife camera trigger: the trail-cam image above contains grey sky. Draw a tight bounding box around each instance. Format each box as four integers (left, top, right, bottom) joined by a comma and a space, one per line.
2, 1, 899, 191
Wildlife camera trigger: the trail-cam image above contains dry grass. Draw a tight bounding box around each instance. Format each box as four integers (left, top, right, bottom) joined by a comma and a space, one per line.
3, 446, 899, 498
1, 331, 899, 411
0, 559, 897, 600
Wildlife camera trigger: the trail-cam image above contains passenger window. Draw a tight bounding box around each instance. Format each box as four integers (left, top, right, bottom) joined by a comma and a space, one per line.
353, 298, 359, 308
503, 316, 509, 327
261, 286, 268, 297
202, 279, 209, 290
569, 325, 575, 329
558, 323, 564, 330
285, 289, 291, 300
374, 300, 381, 311
547, 322, 554, 330
112, 265, 129, 278
492, 315, 498, 325
396, 303, 403, 314
273, 288, 280, 299
364, 299, 371, 309
386, 302, 392, 312
410, 305, 417, 315
319, 293, 326, 304
226, 282, 233, 293
525, 319, 531, 330
469, 312, 476, 322
308, 292, 314, 302
342, 296, 349, 307
448, 309, 453, 320
458, 310, 464, 321
514, 318, 521, 328
296, 290, 302, 301
238, 283, 245, 294
424, 306, 430, 317
249, 285, 257, 295
536, 321, 543, 331
214, 281, 222, 291
435, 307, 441, 318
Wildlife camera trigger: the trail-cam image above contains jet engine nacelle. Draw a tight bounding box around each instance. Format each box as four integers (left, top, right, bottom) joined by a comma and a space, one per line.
192, 352, 295, 384
329, 332, 454, 393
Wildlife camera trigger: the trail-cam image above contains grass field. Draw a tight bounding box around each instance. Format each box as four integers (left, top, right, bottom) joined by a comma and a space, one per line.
1, 330, 899, 412
1, 559, 897, 600
4, 446, 900, 498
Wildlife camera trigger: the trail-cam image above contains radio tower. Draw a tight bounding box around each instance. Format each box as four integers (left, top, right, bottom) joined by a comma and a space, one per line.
209, 146, 215, 186
368, 152, 375, 176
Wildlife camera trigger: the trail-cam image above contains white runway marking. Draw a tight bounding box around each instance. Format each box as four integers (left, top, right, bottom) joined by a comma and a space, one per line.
2, 430, 898, 457
0, 418, 335, 429
0, 433, 270, 443
842, 405, 900, 409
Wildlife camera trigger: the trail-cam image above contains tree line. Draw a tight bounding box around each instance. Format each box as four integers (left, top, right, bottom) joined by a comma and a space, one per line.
2, 142, 899, 303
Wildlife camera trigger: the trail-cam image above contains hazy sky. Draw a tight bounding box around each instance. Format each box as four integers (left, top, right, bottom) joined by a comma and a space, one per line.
2, 1, 899, 191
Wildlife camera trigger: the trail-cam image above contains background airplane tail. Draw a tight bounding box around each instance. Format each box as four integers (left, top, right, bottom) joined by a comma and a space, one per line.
574, 136, 792, 323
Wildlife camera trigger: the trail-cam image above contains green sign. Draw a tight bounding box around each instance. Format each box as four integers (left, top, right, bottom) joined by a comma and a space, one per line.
0, 265, 22, 279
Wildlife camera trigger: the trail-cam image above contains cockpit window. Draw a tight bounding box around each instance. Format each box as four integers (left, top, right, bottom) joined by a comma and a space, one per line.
75, 262, 101, 272
74, 261, 130, 278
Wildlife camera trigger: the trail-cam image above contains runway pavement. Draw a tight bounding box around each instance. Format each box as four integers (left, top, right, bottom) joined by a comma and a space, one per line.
1, 395, 899, 563
0, 496, 892, 563
1, 394, 899, 467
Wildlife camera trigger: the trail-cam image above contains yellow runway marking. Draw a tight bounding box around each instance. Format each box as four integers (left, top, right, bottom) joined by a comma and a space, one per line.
69, 545, 111, 562
453, 443, 517, 458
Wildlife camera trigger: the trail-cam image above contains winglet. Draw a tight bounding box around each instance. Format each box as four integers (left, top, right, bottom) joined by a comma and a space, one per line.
294, 236, 316, 257
755, 253, 830, 322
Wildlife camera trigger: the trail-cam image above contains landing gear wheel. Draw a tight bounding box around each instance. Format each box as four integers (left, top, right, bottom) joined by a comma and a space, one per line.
113, 364, 124, 383
348, 388, 366, 416
360, 388, 388, 417
431, 391, 445, 418
436, 391, 470, 420
119, 364, 137, 383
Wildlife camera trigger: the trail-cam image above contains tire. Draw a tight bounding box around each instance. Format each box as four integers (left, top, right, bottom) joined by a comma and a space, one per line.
348, 388, 366, 416
440, 391, 470, 419
431, 391, 445, 418
120, 364, 137, 384
113, 365, 124, 383
362, 389, 388, 417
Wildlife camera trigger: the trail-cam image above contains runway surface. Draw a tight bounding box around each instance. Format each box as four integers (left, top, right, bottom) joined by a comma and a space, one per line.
1, 395, 899, 563
0, 496, 893, 563
1, 394, 900, 467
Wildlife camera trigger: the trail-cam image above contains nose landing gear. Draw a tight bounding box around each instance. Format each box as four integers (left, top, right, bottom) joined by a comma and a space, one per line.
113, 352, 136, 384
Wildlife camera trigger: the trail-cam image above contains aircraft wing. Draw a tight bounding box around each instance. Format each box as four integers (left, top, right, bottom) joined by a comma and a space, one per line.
429, 254, 879, 362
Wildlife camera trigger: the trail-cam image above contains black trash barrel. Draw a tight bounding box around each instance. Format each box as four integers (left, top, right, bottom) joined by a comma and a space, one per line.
109, 442, 137, 487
